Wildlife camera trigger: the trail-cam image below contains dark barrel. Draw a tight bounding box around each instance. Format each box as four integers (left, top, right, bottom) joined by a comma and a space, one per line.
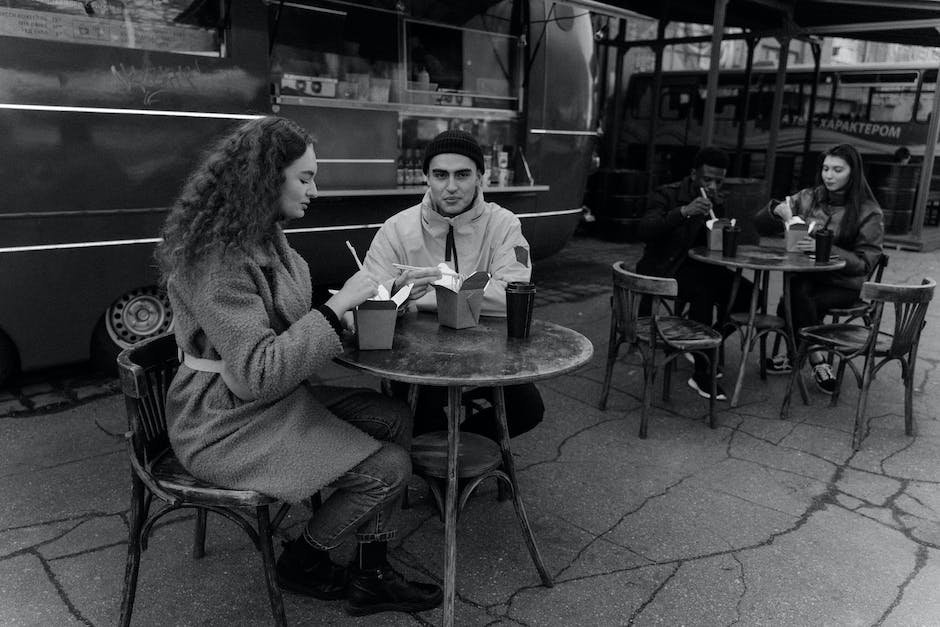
585, 168, 658, 239
867, 162, 918, 235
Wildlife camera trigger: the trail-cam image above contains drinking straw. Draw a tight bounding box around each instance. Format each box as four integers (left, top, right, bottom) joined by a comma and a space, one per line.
345, 240, 363, 270
393, 263, 426, 271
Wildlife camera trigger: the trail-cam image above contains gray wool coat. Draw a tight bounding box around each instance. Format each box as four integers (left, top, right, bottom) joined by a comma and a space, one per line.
165, 227, 381, 502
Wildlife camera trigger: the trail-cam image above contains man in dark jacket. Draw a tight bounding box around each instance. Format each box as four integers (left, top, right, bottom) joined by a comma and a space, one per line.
635, 146, 752, 400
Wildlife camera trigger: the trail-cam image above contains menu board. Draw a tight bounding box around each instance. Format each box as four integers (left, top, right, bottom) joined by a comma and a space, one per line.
0, 3, 218, 55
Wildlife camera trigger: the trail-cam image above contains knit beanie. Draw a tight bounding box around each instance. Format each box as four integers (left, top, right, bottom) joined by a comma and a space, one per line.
422, 130, 485, 174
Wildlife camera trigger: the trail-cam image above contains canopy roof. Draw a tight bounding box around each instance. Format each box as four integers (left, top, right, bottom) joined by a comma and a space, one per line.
600, 0, 940, 47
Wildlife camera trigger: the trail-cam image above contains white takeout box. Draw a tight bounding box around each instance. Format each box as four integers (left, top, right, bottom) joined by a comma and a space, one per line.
785, 216, 809, 252
706, 218, 731, 251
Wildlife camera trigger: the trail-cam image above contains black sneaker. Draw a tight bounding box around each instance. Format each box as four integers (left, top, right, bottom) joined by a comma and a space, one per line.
276, 538, 348, 600
812, 363, 837, 394
765, 355, 793, 375
687, 373, 727, 401
344, 565, 443, 616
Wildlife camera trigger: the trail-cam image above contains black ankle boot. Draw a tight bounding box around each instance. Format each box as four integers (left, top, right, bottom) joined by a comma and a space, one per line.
276, 536, 348, 600
344, 564, 443, 616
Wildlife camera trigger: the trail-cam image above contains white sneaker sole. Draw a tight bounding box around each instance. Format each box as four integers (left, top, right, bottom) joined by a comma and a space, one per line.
687, 377, 727, 401
684, 353, 723, 378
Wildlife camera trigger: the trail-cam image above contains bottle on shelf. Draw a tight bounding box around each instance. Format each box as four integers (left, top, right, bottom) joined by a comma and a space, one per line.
409, 149, 423, 186
403, 148, 415, 186
396, 150, 406, 187
482, 147, 493, 187
417, 66, 430, 90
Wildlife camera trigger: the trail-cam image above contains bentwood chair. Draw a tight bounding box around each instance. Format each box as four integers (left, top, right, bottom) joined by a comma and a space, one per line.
769, 253, 889, 359
117, 333, 292, 627
780, 278, 935, 450
826, 252, 890, 325
599, 262, 723, 438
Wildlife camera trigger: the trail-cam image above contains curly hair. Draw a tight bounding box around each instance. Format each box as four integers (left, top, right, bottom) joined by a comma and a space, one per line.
156, 116, 313, 281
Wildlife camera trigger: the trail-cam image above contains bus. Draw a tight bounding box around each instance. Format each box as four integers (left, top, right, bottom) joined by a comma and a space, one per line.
0, 0, 607, 385
616, 62, 940, 197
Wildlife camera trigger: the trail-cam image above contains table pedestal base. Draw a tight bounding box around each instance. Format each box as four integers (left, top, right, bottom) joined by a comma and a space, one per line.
413, 386, 553, 627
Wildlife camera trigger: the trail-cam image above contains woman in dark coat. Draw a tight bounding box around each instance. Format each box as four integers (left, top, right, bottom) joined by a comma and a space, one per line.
155, 116, 441, 616
754, 143, 884, 393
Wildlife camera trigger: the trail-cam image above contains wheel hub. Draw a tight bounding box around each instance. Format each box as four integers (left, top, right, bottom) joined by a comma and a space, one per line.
105, 288, 173, 348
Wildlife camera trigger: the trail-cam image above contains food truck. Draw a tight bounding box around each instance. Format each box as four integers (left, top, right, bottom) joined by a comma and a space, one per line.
0, 0, 605, 383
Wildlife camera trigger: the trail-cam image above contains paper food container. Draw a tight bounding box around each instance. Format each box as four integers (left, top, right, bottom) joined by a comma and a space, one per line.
353, 284, 411, 350
785, 220, 809, 252
707, 218, 730, 251
433, 270, 490, 329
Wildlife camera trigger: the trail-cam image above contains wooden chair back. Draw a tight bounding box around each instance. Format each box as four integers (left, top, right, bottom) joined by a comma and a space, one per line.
611, 261, 678, 344
861, 278, 936, 359
117, 333, 180, 485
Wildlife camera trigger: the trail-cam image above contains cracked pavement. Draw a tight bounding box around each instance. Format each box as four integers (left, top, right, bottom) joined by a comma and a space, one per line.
2, 231, 939, 625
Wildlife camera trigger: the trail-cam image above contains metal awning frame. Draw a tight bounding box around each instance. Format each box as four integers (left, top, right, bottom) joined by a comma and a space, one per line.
591, 0, 940, 246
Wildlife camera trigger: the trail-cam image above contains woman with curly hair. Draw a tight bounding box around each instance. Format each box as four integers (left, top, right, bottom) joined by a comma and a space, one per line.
754, 143, 884, 393
156, 116, 441, 616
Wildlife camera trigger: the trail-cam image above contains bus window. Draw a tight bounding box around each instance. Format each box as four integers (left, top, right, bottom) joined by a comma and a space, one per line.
917, 90, 934, 123
814, 81, 835, 118
661, 86, 692, 120
715, 87, 740, 120
870, 89, 916, 123
628, 78, 652, 119
835, 71, 920, 123
833, 84, 868, 121
781, 82, 806, 126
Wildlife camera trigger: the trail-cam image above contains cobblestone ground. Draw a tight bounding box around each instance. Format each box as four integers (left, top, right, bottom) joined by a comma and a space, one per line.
3, 229, 940, 626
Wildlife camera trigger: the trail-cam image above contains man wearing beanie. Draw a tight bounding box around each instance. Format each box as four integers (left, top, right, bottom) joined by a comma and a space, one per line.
362, 129, 543, 441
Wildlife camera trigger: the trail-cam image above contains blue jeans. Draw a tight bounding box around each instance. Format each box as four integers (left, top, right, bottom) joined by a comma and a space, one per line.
302, 386, 412, 550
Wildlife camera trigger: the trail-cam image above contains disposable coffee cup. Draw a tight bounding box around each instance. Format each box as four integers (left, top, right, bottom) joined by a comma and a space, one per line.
722, 225, 740, 258
814, 228, 833, 263
505, 281, 535, 339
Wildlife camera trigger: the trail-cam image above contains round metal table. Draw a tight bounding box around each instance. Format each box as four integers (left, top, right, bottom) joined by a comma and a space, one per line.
688, 245, 846, 406
336, 311, 594, 627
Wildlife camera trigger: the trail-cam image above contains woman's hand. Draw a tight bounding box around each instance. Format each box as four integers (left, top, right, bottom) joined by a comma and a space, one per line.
394, 266, 442, 302
794, 236, 815, 252
325, 270, 378, 317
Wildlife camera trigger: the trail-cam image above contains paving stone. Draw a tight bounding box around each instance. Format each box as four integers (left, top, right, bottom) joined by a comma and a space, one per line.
19, 382, 55, 395
0, 553, 82, 625
40, 515, 127, 560
0, 398, 26, 415
28, 392, 72, 411
72, 382, 120, 401
0, 520, 76, 558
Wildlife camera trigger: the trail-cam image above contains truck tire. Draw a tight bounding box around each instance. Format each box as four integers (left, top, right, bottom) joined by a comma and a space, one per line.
90, 287, 174, 375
